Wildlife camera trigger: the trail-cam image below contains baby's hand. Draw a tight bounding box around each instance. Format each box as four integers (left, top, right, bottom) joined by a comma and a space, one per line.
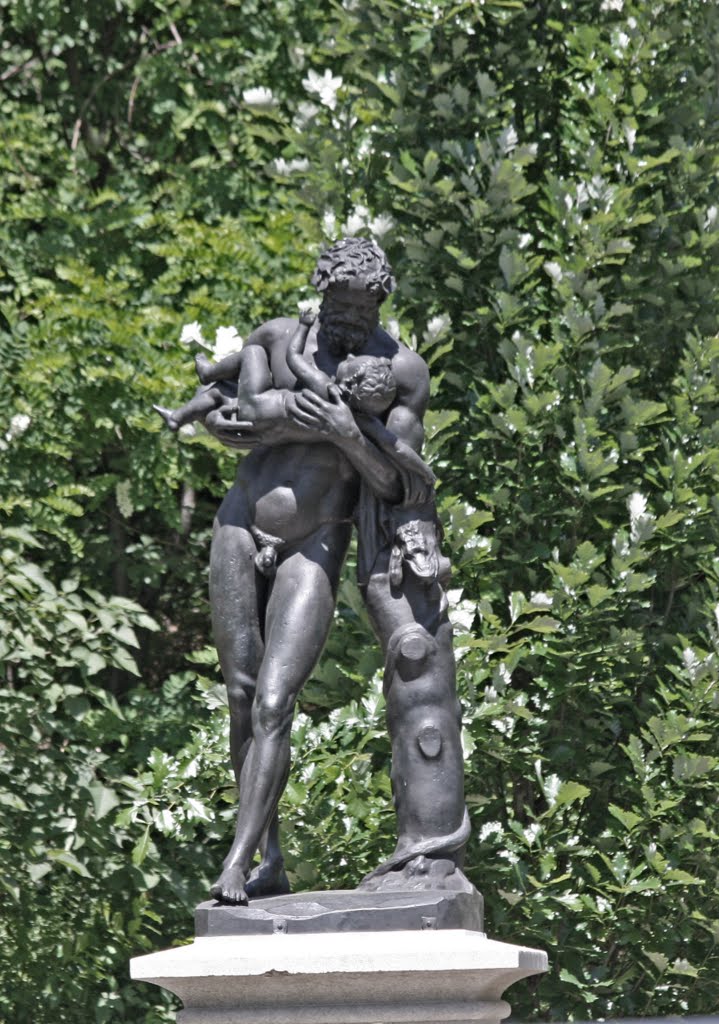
299, 310, 316, 327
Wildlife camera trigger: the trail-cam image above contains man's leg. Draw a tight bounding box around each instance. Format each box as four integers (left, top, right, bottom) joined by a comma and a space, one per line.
211, 521, 351, 904
209, 485, 287, 898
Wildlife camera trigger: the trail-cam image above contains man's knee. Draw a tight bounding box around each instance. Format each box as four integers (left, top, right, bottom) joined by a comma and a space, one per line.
252, 689, 294, 739
226, 672, 255, 719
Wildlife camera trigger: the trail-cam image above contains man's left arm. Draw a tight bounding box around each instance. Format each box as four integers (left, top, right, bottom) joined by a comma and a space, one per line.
383, 347, 430, 455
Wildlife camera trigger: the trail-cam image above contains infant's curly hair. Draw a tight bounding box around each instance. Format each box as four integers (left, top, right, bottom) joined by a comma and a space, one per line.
336, 355, 397, 412
311, 237, 396, 302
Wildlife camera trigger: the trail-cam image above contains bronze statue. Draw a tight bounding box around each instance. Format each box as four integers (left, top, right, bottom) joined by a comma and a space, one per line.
157, 238, 468, 905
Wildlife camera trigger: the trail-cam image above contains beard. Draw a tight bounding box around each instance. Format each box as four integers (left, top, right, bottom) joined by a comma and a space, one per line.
319, 307, 374, 356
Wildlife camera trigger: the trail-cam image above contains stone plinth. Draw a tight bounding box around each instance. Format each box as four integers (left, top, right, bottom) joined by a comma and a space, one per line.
195, 887, 483, 936
130, 928, 548, 1024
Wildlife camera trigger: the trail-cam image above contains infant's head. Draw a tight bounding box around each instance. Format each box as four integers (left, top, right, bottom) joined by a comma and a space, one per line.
335, 355, 397, 416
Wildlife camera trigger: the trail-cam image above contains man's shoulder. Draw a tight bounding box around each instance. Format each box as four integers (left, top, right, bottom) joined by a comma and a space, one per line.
390, 343, 429, 383
247, 317, 298, 349
372, 327, 427, 376
380, 334, 429, 398
366, 328, 429, 418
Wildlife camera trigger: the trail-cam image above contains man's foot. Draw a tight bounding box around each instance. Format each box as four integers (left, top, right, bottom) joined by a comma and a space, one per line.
195, 353, 215, 384
245, 859, 291, 899
152, 404, 179, 432
210, 865, 249, 905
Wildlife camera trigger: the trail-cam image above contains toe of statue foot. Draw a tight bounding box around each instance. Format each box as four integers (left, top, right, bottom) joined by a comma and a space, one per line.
210, 867, 249, 905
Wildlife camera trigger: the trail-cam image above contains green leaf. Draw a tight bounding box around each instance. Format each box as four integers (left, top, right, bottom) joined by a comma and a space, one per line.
88, 783, 120, 821
132, 826, 151, 868
551, 782, 591, 812
608, 804, 643, 831
47, 850, 92, 878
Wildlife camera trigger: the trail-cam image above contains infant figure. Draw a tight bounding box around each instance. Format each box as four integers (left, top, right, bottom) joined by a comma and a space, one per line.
154, 312, 397, 433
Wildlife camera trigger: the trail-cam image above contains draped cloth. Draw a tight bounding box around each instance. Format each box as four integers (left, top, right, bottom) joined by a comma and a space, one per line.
354, 413, 439, 586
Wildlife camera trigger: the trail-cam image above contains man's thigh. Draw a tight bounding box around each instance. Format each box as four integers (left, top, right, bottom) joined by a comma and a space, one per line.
210, 484, 266, 685
257, 521, 352, 703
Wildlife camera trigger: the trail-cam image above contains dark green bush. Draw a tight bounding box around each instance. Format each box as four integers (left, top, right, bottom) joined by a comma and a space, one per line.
1, 0, 718, 1019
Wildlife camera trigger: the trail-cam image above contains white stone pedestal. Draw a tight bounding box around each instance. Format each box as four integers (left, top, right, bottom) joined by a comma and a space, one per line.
130, 929, 548, 1024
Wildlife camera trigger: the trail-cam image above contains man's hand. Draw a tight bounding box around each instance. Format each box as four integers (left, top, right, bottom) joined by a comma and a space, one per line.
202, 406, 256, 448
204, 396, 333, 449
289, 385, 360, 439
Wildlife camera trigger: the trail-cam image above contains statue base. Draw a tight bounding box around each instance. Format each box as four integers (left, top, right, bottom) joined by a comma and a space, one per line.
196, 882, 483, 936
131, 887, 547, 1023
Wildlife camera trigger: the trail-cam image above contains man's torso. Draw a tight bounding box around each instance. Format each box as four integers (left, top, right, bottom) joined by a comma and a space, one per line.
235, 318, 402, 543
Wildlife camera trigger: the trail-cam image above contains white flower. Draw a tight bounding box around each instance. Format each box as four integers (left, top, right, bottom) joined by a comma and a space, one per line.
523, 822, 541, 845
213, 326, 243, 361
293, 101, 319, 130
298, 298, 320, 317
272, 157, 310, 175
369, 213, 394, 239
242, 87, 278, 111
544, 261, 563, 282
423, 313, 451, 344
115, 480, 133, 519
497, 849, 519, 864
302, 69, 343, 110
385, 317, 400, 339
180, 321, 208, 348
479, 820, 502, 841
6, 413, 31, 440
321, 209, 338, 239
342, 203, 369, 236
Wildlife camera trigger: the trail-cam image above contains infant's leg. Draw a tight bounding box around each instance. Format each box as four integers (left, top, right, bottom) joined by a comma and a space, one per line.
237, 346, 287, 421
154, 386, 223, 431
196, 350, 244, 385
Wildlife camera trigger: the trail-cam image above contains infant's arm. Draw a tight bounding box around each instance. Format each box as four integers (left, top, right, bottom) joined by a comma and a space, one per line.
285, 312, 331, 398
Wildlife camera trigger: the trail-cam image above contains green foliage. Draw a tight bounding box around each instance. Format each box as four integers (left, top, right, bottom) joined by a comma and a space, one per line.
270, 0, 719, 1016
0, 526, 182, 1022
2, 0, 719, 1020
